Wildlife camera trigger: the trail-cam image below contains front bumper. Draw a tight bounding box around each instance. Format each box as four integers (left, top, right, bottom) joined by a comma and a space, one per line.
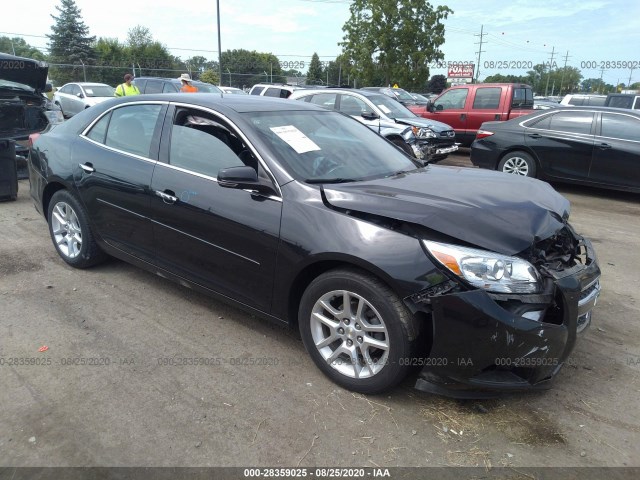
412, 141, 459, 163
411, 238, 601, 398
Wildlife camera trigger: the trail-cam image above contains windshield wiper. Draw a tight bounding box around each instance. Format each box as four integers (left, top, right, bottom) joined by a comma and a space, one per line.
305, 178, 357, 184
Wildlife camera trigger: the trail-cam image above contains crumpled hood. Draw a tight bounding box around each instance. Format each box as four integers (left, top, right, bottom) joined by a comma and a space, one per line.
0, 53, 49, 92
395, 117, 453, 133
322, 166, 570, 256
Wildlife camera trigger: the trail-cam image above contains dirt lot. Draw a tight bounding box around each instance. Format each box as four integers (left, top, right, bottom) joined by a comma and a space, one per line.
1, 153, 639, 470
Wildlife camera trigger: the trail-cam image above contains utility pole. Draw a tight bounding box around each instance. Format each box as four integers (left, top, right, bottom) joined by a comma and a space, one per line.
599, 66, 605, 93
216, 0, 222, 87
544, 46, 556, 96
629, 67, 635, 89
559, 50, 570, 95
474, 25, 487, 83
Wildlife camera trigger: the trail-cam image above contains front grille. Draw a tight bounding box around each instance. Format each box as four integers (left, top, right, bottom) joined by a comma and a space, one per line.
527, 227, 582, 272
440, 130, 455, 138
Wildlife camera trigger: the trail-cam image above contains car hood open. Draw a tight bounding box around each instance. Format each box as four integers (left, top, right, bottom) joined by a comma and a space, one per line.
322, 166, 570, 256
0, 53, 49, 92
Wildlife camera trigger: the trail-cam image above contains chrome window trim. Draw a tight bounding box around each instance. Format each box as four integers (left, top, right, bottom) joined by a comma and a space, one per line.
598, 112, 640, 143
519, 109, 596, 138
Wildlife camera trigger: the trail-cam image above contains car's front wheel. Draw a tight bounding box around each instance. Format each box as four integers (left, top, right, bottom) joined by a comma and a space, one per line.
299, 268, 418, 394
47, 190, 107, 268
498, 151, 537, 177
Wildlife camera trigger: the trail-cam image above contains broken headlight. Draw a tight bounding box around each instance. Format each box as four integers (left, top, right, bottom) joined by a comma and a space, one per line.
423, 241, 542, 294
411, 126, 437, 139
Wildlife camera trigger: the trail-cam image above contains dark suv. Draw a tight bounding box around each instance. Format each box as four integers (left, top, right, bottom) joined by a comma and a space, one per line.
133, 77, 222, 95
0, 53, 64, 182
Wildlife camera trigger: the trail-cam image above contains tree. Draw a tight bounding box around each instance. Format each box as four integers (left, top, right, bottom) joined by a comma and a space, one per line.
629, 82, 640, 90
199, 69, 220, 85
124, 25, 177, 78
426, 74, 447, 93
0, 37, 46, 60
220, 49, 283, 88
341, 0, 452, 90
93, 38, 128, 85
307, 53, 323, 85
47, 0, 96, 84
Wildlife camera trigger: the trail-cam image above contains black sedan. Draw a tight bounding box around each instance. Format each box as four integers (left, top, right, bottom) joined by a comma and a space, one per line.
28, 94, 600, 397
471, 106, 640, 192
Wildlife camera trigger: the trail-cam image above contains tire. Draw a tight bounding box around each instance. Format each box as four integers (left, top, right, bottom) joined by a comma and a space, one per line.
390, 138, 415, 157
47, 190, 107, 268
299, 268, 419, 394
498, 151, 537, 178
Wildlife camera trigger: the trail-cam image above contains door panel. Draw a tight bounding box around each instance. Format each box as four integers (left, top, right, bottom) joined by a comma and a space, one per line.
431, 88, 470, 143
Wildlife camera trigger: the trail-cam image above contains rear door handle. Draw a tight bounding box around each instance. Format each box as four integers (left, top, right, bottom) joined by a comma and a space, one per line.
155, 190, 178, 204
598, 142, 612, 150
460, 114, 466, 120
79, 163, 95, 173
528, 133, 541, 139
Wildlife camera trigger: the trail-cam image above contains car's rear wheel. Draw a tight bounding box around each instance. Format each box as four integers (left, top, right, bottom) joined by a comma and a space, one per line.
299, 268, 418, 394
391, 138, 415, 157
47, 190, 107, 268
498, 151, 537, 177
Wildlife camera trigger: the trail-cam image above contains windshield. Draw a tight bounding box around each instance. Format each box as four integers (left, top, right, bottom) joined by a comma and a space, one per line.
244, 110, 419, 183
391, 88, 416, 102
194, 83, 222, 93
0, 79, 33, 92
369, 94, 416, 119
83, 85, 115, 97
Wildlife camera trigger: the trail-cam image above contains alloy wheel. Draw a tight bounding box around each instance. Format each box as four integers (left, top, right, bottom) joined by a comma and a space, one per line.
51, 201, 83, 259
502, 156, 530, 176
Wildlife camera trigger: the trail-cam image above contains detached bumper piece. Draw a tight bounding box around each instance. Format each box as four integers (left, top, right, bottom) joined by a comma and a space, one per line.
412, 238, 600, 398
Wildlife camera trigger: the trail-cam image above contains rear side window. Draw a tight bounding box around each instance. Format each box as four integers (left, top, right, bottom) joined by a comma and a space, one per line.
264, 87, 291, 98
86, 112, 111, 143
567, 97, 584, 106
549, 111, 594, 134
163, 82, 178, 93
587, 97, 606, 106
250, 86, 265, 95
634, 98, 640, 110
607, 96, 633, 109
512, 87, 533, 107
104, 104, 163, 157
472, 87, 501, 109
601, 114, 640, 142
309, 93, 337, 109
133, 79, 146, 92
145, 80, 163, 94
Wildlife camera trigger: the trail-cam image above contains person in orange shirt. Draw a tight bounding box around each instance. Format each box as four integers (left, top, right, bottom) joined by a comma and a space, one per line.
179, 73, 198, 93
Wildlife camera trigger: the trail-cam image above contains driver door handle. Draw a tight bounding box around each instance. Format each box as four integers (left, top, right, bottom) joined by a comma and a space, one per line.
155, 190, 178, 204
598, 142, 612, 150
528, 133, 541, 139
79, 163, 95, 173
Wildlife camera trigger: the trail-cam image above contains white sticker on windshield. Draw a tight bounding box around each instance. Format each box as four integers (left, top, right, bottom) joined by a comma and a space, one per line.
84, 89, 94, 95
270, 125, 321, 154
378, 104, 391, 114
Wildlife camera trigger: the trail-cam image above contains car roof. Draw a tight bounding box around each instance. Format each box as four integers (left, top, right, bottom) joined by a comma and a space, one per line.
292, 88, 383, 99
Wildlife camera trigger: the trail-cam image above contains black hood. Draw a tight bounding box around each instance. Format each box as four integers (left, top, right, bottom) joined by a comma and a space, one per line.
322, 166, 570, 256
0, 53, 49, 92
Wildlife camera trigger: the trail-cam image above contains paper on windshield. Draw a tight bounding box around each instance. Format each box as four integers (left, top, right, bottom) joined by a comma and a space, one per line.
84, 89, 94, 95
270, 125, 321, 154
377, 104, 391, 114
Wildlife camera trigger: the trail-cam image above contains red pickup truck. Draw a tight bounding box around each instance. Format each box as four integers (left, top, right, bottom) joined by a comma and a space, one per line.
416, 83, 534, 146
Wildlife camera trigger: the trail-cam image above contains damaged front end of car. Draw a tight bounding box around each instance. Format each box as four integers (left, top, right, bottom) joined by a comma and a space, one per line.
408, 225, 601, 398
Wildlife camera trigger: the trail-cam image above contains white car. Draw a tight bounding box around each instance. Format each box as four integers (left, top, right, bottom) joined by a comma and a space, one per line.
53, 82, 115, 117
219, 86, 247, 95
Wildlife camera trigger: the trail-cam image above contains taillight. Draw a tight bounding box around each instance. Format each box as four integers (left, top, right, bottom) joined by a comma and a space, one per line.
28, 133, 40, 148
476, 129, 494, 140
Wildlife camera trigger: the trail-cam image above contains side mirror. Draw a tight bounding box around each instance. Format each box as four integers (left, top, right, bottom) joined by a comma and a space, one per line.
427, 102, 436, 113
218, 166, 275, 194
361, 112, 379, 121
76, 92, 84, 98
45, 83, 53, 93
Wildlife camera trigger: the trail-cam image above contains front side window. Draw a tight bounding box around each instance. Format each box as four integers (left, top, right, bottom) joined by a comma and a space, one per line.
309, 93, 337, 110
59, 84, 73, 94
145, 80, 163, 94
434, 89, 468, 110
338, 95, 373, 116
83, 85, 115, 97
549, 111, 594, 135
104, 104, 163, 157
168, 107, 256, 178
163, 82, 178, 93
250, 86, 265, 96
601, 114, 640, 142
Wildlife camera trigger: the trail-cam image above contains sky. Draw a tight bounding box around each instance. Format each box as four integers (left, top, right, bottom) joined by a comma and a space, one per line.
2, 0, 638, 86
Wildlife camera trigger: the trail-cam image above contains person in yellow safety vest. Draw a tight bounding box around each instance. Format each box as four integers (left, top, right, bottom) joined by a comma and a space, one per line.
114, 73, 141, 97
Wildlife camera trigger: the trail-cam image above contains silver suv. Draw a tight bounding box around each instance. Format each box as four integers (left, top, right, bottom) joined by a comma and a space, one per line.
289, 88, 458, 163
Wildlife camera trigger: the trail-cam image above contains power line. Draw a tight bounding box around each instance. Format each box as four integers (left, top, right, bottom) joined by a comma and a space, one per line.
559, 50, 571, 94
474, 25, 487, 83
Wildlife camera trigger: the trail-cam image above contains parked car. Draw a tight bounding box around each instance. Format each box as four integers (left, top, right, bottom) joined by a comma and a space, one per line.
604, 93, 640, 110
28, 94, 600, 396
249, 83, 302, 98
409, 93, 431, 105
133, 77, 222, 95
53, 82, 115, 117
360, 87, 426, 116
418, 83, 534, 146
0, 52, 64, 184
560, 94, 606, 107
289, 88, 457, 163
470, 107, 640, 192
220, 86, 247, 95
534, 100, 565, 110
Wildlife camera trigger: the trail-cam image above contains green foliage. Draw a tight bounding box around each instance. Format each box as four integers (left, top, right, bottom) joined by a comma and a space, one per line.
341, 0, 452, 90
307, 53, 323, 85
426, 74, 447, 93
47, 0, 96, 84
220, 49, 283, 88
199, 69, 220, 85
0, 37, 46, 60
581, 78, 615, 94
630, 82, 640, 90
